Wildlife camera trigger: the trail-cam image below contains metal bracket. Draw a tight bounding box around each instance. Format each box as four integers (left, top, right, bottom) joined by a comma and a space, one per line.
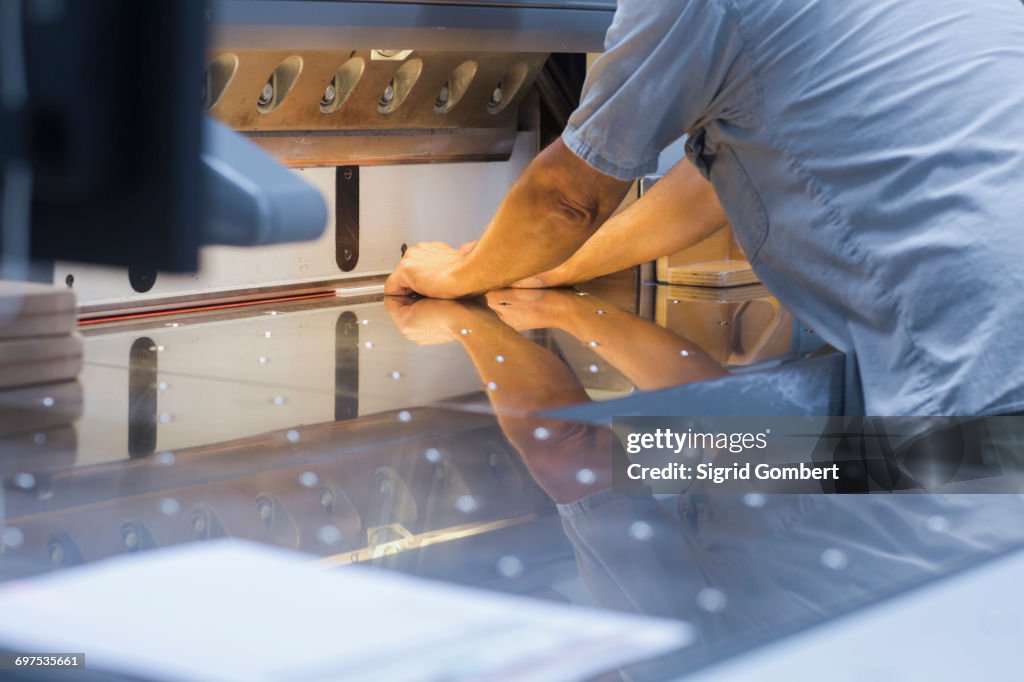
335, 166, 360, 272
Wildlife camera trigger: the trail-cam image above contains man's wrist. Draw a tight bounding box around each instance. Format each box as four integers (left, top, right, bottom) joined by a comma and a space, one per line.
547, 261, 582, 288
442, 262, 482, 298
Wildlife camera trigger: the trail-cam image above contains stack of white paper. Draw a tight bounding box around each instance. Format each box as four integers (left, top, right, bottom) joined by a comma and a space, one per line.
0, 540, 693, 681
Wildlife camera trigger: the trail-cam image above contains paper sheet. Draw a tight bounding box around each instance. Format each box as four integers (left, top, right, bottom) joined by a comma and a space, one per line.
0, 540, 692, 681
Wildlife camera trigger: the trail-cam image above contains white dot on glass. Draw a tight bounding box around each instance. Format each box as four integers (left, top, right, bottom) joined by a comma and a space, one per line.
286, 429, 300, 443
533, 427, 551, 441
258, 356, 269, 364
14, 473, 36, 490
155, 451, 176, 466
158, 382, 169, 391
596, 309, 606, 315
496, 555, 524, 578
495, 355, 505, 363
743, 493, 767, 509
156, 345, 166, 352
486, 382, 499, 391
576, 292, 588, 297
587, 365, 599, 374
272, 396, 286, 406
588, 341, 600, 348
926, 515, 950, 533
696, 587, 727, 613
317, 524, 343, 546
42, 396, 54, 407
364, 341, 374, 349
158, 498, 181, 516
264, 331, 272, 338
32, 433, 47, 445
456, 495, 478, 513
398, 410, 412, 423
424, 448, 441, 463
821, 548, 849, 570
576, 468, 597, 485
361, 319, 369, 326
460, 328, 471, 335
390, 371, 402, 380
628, 521, 654, 541
672, 299, 680, 304
159, 413, 172, 424
299, 471, 319, 488
680, 350, 690, 357
1, 527, 24, 549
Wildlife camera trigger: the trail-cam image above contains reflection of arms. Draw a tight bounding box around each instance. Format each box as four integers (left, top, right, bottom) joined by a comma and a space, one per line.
385, 297, 612, 502
487, 290, 727, 391
450, 311, 615, 502
385, 139, 632, 298
522, 159, 726, 288
450, 302, 590, 414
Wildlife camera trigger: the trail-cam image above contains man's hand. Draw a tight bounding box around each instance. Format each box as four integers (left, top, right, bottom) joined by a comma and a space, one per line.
388, 139, 632, 299
384, 242, 469, 299
385, 296, 474, 345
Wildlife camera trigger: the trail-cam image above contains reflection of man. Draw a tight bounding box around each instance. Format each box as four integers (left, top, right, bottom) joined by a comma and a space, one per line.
385, 296, 1024, 677
387, 1, 1024, 417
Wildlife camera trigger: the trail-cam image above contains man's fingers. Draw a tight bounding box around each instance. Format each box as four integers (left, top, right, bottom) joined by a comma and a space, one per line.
384, 270, 413, 297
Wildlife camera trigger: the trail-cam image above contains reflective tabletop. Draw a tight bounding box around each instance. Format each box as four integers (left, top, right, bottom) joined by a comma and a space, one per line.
2, 279, 1023, 680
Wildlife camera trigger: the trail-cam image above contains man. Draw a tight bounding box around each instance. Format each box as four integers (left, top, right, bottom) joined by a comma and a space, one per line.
385, 0, 1024, 416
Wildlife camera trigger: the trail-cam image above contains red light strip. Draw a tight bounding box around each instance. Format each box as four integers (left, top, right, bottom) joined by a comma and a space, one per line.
77, 292, 337, 326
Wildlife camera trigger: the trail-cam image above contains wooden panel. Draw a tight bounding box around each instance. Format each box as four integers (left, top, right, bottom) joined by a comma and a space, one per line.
655, 225, 759, 289
656, 260, 760, 288
0, 335, 83, 390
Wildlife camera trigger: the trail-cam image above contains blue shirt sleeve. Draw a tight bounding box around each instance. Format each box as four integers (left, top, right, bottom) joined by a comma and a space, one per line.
562, 0, 748, 180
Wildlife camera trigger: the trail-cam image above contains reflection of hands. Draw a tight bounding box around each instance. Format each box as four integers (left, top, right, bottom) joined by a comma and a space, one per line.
502, 417, 615, 503
485, 289, 581, 331
385, 297, 484, 346
384, 241, 468, 298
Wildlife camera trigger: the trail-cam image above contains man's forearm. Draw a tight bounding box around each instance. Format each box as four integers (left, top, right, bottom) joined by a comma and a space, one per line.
449, 139, 632, 296
544, 159, 726, 286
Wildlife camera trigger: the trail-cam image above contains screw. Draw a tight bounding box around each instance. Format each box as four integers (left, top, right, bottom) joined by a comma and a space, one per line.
258, 81, 274, 106
321, 80, 337, 107
436, 82, 450, 108
380, 81, 395, 106
489, 84, 504, 107
122, 526, 139, 549
319, 489, 334, 509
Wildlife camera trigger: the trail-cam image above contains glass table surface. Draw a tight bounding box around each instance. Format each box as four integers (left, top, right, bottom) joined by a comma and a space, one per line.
1, 281, 1022, 680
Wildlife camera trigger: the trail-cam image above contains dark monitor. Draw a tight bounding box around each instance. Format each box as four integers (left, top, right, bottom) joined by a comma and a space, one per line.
1, 0, 206, 273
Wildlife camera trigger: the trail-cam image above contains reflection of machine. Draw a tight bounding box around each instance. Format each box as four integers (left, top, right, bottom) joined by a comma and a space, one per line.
53, 0, 617, 318
4, 407, 552, 572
